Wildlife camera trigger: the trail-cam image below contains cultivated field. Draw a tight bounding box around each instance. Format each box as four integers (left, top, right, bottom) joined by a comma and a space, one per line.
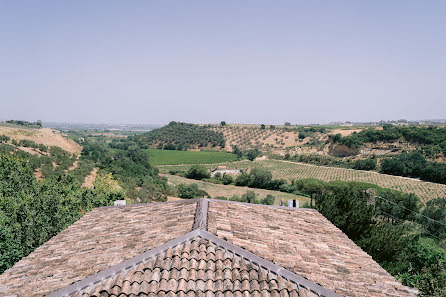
158, 159, 446, 202
209, 124, 303, 152
162, 174, 309, 205
146, 149, 237, 165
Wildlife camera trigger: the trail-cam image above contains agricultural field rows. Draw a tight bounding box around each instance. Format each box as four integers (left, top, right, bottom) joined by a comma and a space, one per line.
162, 173, 309, 205
209, 125, 304, 152
158, 159, 446, 201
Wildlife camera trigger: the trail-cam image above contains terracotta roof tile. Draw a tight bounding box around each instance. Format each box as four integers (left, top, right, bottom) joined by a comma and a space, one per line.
67, 237, 307, 297
0, 200, 197, 297
207, 200, 414, 297
0, 199, 414, 297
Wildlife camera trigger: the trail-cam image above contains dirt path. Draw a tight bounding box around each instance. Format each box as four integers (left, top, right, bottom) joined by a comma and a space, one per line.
34, 168, 43, 181
82, 168, 98, 188
67, 160, 79, 172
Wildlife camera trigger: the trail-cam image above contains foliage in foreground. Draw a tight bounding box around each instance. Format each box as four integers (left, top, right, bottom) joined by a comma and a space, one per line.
0, 154, 124, 274
304, 180, 446, 296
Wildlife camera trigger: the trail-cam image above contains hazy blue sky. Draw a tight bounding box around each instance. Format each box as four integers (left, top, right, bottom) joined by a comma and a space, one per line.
1, 1, 445, 125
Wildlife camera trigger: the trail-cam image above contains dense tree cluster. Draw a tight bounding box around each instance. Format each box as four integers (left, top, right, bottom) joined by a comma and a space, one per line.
132, 122, 225, 150
0, 154, 123, 274
4, 120, 42, 128
381, 151, 446, 184
333, 124, 446, 151
295, 179, 446, 296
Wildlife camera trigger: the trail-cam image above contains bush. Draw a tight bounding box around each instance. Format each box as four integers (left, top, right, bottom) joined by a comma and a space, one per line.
235, 173, 250, 186
177, 184, 209, 199
352, 158, 377, 171
222, 174, 233, 185
0, 135, 10, 143
241, 190, 256, 203
246, 149, 260, 161
185, 165, 210, 180
261, 194, 275, 205
418, 198, 446, 239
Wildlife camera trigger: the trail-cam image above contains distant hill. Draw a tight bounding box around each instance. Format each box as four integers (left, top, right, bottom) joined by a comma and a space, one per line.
0, 124, 82, 154
132, 122, 225, 150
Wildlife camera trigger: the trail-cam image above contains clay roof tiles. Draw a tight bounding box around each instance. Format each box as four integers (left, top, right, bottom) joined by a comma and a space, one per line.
0, 198, 415, 297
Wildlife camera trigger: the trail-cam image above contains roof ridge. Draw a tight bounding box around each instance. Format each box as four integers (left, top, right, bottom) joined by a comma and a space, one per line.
95, 198, 200, 210
47, 227, 341, 297
192, 198, 209, 230
94, 197, 317, 212
206, 197, 319, 212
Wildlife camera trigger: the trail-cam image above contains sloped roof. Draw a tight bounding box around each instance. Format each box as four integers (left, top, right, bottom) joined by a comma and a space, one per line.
0, 199, 414, 297
62, 235, 316, 297
0, 200, 197, 297
207, 201, 413, 297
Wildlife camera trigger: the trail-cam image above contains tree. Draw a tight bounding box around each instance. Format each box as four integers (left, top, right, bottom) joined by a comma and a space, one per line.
294, 178, 325, 207
261, 194, 275, 205
270, 125, 275, 130
418, 198, 446, 239
232, 145, 243, 159
352, 158, 377, 171
220, 121, 226, 126
241, 190, 256, 203
222, 174, 233, 185
185, 165, 210, 180
314, 182, 376, 240
177, 183, 209, 198
260, 124, 266, 130
235, 173, 250, 186
246, 149, 260, 161
248, 168, 272, 188
284, 122, 291, 126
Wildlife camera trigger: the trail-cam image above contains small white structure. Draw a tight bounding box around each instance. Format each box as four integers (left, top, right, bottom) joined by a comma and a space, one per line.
287, 199, 299, 208
211, 166, 242, 177
114, 200, 126, 206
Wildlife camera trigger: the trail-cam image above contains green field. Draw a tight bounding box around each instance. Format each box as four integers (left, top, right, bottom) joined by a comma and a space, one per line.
146, 149, 238, 165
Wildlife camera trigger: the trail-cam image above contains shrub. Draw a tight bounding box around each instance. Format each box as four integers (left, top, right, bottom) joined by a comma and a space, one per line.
185, 165, 210, 180
0, 135, 10, 143
222, 174, 233, 185
241, 190, 256, 203
177, 184, 209, 199
418, 198, 446, 239
352, 158, 377, 171
246, 149, 260, 161
261, 194, 275, 205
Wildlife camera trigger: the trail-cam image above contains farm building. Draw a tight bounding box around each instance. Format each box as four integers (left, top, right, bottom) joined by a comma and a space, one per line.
211, 166, 242, 177
0, 199, 415, 297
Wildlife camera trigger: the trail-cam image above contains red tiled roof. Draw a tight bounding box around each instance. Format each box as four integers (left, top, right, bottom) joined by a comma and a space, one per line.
0, 199, 414, 297
0, 200, 197, 297
69, 236, 313, 297
207, 201, 413, 297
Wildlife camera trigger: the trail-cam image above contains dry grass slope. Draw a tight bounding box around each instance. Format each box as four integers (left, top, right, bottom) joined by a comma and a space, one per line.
0, 126, 82, 154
